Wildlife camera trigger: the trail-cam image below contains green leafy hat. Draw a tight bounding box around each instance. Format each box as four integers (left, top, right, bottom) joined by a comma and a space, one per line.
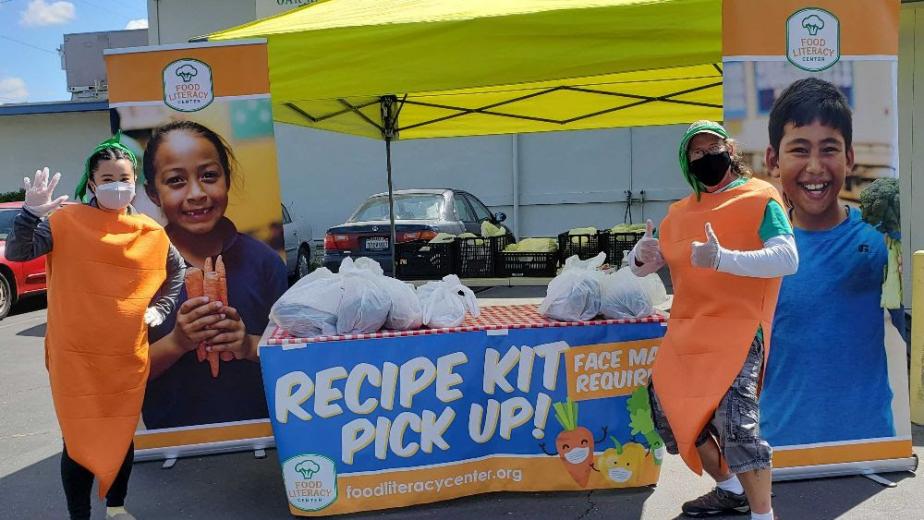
678, 120, 729, 199
74, 131, 139, 203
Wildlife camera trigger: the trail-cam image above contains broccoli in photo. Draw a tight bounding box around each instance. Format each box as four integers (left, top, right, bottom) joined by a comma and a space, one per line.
859, 177, 902, 309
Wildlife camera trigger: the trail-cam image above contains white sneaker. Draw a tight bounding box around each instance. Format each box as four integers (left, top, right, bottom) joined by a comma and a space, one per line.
106, 507, 137, 520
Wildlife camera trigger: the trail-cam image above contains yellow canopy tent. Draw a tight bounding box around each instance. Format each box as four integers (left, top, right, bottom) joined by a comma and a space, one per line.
209, 0, 722, 272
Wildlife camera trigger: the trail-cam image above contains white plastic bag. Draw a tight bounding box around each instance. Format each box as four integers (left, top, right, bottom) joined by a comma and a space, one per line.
419, 274, 480, 328
348, 257, 422, 331
269, 267, 340, 337
336, 258, 392, 334
600, 267, 664, 319
539, 252, 606, 321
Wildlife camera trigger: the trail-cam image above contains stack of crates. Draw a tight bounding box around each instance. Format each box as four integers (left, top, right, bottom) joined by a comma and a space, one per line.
601, 230, 646, 267
457, 233, 515, 278
557, 231, 602, 262
395, 240, 456, 280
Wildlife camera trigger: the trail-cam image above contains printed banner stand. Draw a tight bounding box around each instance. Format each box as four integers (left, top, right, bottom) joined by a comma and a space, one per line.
723, 0, 916, 481
260, 306, 667, 516
104, 40, 288, 461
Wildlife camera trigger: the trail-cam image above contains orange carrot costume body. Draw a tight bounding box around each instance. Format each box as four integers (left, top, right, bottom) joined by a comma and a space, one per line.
653, 178, 783, 474
45, 204, 168, 498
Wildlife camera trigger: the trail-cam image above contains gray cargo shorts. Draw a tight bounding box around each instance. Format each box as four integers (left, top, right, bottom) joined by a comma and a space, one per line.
648, 335, 772, 473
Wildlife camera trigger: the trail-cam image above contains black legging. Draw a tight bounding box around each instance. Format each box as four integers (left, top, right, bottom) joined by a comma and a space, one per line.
60, 442, 134, 520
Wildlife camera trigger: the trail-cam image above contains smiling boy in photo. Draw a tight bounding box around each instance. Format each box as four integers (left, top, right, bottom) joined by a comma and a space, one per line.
760, 77, 895, 445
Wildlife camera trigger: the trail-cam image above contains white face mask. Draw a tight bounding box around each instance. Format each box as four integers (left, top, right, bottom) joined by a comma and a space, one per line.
608, 467, 633, 483
564, 447, 590, 465
94, 181, 135, 210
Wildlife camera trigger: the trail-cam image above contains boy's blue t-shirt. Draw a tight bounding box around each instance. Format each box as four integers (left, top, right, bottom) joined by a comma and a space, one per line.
142, 231, 288, 429
760, 207, 895, 445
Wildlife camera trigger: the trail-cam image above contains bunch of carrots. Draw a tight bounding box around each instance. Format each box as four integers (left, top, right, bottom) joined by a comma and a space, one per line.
184, 255, 230, 378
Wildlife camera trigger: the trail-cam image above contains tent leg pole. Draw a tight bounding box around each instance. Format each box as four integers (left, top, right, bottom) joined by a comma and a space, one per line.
385, 135, 397, 277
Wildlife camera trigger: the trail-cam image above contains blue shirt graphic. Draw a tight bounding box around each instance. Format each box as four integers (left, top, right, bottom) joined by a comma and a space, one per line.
143, 231, 288, 429
761, 208, 895, 445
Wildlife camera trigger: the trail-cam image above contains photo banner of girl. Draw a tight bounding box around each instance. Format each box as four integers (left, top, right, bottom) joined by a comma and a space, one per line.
723, 0, 915, 480
104, 41, 286, 460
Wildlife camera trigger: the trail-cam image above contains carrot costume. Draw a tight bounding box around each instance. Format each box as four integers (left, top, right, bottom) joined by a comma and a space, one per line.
653, 179, 783, 474
46, 204, 169, 497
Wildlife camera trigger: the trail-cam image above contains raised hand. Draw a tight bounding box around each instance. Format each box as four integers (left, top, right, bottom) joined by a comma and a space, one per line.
23, 167, 68, 218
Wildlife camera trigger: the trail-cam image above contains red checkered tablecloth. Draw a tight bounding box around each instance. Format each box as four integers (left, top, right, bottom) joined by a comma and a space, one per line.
266, 304, 665, 346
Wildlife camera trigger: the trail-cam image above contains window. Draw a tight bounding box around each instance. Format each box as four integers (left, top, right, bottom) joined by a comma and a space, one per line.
281, 204, 292, 224
351, 194, 444, 222
464, 193, 494, 222
453, 195, 477, 222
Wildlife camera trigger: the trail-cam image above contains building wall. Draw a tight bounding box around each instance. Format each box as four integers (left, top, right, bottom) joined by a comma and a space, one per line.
274, 123, 690, 243
147, 0, 255, 45
0, 111, 112, 197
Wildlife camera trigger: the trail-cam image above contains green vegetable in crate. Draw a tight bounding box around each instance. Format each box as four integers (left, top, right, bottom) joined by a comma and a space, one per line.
458, 232, 485, 245
505, 237, 557, 253
569, 226, 597, 236
610, 223, 647, 233
481, 220, 507, 238
429, 233, 457, 244
858, 177, 902, 309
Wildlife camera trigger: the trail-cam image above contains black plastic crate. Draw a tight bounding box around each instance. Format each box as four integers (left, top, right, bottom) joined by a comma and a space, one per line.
499, 252, 559, 277
456, 234, 515, 278
395, 240, 456, 280
557, 231, 602, 262
601, 230, 645, 266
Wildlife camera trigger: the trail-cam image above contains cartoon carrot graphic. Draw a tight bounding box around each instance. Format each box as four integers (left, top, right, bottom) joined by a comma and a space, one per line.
551, 400, 595, 487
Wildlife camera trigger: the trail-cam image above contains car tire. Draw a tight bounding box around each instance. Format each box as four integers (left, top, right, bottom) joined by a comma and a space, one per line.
0, 272, 12, 320
295, 245, 311, 279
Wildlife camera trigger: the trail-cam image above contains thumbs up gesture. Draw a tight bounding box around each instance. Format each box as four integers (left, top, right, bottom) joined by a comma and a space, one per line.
691, 222, 722, 269
634, 219, 662, 265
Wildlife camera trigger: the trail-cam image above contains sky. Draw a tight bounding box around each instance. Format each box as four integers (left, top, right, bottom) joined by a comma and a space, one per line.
0, 0, 147, 104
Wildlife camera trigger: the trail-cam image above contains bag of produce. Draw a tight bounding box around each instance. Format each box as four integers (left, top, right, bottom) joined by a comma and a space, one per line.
539, 252, 606, 321
269, 267, 340, 337
418, 274, 480, 328
336, 258, 393, 334
600, 267, 664, 319
348, 257, 422, 331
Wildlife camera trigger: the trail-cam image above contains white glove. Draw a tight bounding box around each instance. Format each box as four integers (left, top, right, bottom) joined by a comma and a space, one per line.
634, 219, 663, 265
23, 167, 68, 218
690, 222, 723, 269
144, 307, 165, 327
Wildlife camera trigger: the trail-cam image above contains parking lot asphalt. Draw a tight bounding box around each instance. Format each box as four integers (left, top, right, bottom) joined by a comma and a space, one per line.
1, 292, 922, 519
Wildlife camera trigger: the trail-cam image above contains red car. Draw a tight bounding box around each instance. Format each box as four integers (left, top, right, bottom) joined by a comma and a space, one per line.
0, 202, 48, 319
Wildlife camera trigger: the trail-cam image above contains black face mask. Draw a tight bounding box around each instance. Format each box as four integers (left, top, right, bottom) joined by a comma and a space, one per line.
689, 151, 731, 187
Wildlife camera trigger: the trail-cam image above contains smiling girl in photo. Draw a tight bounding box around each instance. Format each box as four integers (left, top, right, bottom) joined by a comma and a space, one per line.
141, 120, 288, 429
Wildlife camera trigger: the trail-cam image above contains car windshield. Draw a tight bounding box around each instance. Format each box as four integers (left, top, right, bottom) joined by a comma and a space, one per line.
0, 209, 17, 241
350, 194, 444, 222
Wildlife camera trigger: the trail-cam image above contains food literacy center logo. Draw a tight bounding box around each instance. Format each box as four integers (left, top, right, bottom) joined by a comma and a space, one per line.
787, 8, 840, 72
283, 454, 338, 511
163, 59, 214, 112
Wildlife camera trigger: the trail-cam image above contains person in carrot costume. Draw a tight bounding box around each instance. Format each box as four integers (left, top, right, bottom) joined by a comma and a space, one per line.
4, 134, 185, 520
141, 120, 287, 429
627, 121, 798, 520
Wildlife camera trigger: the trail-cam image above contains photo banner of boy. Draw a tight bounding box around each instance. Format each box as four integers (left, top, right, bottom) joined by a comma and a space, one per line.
723, 0, 915, 481
104, 40, 286, 461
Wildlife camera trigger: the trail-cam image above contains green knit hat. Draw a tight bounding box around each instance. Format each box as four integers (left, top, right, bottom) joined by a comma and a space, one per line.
74, 131, 139, 203
679, 120, 728, 199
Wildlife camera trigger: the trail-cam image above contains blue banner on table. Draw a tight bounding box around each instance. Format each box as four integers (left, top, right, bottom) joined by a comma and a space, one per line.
260, 322, 666, 516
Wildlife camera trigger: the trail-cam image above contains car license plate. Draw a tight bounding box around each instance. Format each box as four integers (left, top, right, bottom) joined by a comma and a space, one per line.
366, 237, 388, 250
